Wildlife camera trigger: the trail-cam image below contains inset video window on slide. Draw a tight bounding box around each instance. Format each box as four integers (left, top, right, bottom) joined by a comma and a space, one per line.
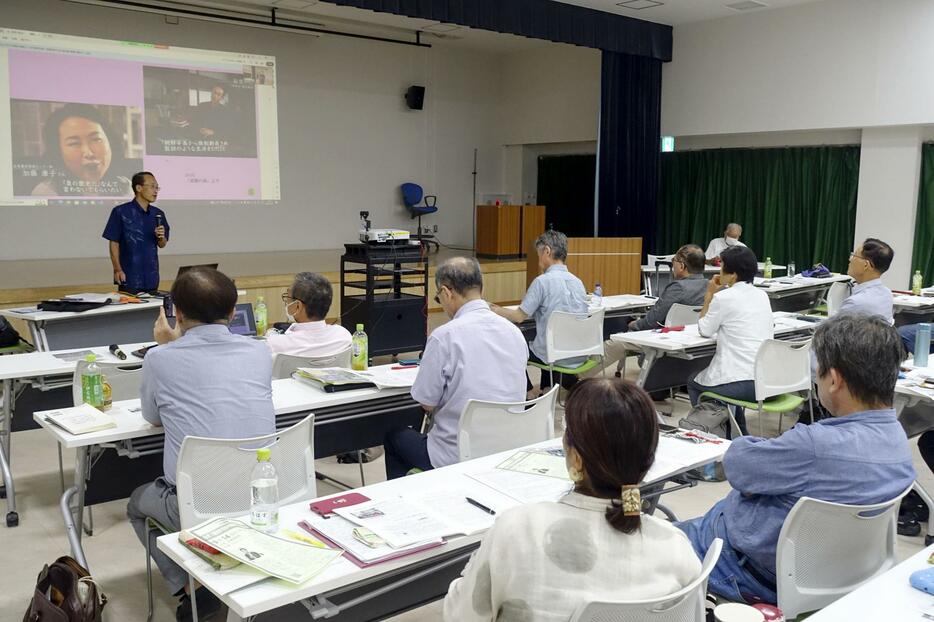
0, 27, 281, 207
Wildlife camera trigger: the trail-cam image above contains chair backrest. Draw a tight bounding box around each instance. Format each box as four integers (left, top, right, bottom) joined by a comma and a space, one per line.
72, 359, 144, 405
665, 303, 702, 327
826, 281, 852, 317
753, 339, 812, 402
569, 538, 723, 622
175, 414, 316, 528
543, 308, 605, 364
776, 487, 911, 620
457, 386, 558, 461
401, 182, 423, 209
271, 346, 353, 380
647, 254, 675, 269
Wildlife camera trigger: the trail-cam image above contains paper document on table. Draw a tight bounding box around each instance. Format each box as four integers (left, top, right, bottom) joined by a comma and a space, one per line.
300, 515, 443, 566
53, 349, 96, 363
468, 469, 572, 504
406, 489, 503, 534
63, 293, 114, 303
44, 403, 118, 435
332, 497, 458, 548
496, 450, 570, 480
357, 366, 420, 388
189, 518, 342, 584
655, 326, 707, 345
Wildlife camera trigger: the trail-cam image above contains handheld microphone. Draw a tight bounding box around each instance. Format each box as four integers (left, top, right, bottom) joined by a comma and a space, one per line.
109, 344, 127, 360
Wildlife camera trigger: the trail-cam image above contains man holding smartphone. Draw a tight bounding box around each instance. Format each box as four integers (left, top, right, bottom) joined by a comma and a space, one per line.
103, 171, 168, 294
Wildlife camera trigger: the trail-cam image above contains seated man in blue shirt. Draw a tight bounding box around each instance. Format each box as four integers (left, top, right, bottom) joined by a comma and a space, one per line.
384, 257, 528, 479
677, 314, 915, 605
492, 230, 588, 394
127, 267, 275, 621
840, 237, 895, 323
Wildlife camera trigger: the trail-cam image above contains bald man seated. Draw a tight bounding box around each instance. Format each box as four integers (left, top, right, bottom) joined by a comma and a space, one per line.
705, 223, 746, 265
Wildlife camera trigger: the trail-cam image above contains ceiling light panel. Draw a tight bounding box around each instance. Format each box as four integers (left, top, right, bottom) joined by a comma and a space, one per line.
616, 0, 664, 9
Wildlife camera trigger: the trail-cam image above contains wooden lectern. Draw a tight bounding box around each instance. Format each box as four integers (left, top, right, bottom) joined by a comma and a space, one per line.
476, 204, 545, 259
525, 237, 642, 295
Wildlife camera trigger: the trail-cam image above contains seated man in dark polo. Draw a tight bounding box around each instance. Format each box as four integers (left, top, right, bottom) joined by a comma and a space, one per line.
595, 244, 708, 375
126, 267, 275, 621
677, 314, 915, 605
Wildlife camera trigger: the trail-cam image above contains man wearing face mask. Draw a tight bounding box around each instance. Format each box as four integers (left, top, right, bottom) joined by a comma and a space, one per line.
705, 223, 746, 265
382, 257, 528, 479
266, 272, 351, 358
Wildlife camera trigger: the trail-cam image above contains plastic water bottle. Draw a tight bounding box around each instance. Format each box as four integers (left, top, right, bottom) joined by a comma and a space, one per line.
250, 447, 279, 533
913, 270, 924, 296
916, 323, 931, 368
593, 283, 603, 307
81, 354, 103, 409
255, 296, 268, 336
101, 375, 112, 412
352, 324, 368, 371
764, 257, 773, 279
787, 261, 796, 277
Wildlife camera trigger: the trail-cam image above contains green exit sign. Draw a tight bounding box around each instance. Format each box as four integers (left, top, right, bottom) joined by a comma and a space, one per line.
661, 136, 675, 152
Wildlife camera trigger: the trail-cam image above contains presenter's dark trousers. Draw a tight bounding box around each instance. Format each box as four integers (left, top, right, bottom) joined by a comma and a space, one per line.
384, 428, 434, 479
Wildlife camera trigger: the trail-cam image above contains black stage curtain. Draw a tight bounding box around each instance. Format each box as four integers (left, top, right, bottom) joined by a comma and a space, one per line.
597, 50, 663, 254
322, 0, 672, 60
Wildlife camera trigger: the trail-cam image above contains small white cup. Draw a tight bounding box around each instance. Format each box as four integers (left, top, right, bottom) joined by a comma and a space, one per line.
713, 603, 766, 622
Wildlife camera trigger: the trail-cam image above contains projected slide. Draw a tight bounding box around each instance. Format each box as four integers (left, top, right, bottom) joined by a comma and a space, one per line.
0, 28, 280, 206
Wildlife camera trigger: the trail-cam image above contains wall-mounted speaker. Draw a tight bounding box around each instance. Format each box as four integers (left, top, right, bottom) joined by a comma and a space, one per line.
405, 85, 425, 110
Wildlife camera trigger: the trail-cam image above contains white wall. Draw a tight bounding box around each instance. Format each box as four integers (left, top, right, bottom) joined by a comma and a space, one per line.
662, 0, 934, 286
662, 0, 934, 137
854, 126, 923, 288
0, 0, 510, 259
500, 45, 601, 146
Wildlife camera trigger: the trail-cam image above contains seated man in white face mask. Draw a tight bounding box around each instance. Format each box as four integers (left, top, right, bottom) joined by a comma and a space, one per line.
266, 272, 352, 358
705, 223, 746, 265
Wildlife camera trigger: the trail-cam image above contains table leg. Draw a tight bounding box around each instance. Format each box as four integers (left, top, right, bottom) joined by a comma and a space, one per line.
0, 378, 18, 527
57, 445, 91, 568
636, 349, 659, 387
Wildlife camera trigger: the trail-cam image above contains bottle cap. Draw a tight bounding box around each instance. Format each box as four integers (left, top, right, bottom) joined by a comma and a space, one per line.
85, 353, 96, 363
256, 447, 271, 462
356, 323, 364, 331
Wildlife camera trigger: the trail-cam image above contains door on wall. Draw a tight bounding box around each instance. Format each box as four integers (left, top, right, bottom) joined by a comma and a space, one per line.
537, 154, 597, 237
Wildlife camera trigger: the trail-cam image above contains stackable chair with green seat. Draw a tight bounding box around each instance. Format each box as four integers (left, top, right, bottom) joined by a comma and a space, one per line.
700, 338, 814, 438
529, 308, 605, 402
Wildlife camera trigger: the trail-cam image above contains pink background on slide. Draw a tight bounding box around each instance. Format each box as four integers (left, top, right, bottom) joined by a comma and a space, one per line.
9, 49, 143, 106
146, 156, 261, 200
9, 49, 262, 199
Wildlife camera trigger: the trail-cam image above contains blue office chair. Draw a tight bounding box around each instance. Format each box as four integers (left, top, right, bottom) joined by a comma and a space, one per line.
401, 182, 439, 251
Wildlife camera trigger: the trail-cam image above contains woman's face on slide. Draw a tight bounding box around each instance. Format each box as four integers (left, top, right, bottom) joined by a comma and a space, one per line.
58, 116, 112, 182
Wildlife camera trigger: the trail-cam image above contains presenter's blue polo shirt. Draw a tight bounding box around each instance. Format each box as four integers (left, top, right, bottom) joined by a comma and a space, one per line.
102, 199, 169, 292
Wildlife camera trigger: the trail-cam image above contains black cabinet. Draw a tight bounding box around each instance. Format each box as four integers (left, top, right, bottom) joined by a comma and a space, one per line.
340, 243, 428, 357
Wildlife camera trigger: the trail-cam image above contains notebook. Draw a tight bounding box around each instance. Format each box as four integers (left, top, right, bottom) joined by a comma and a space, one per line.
44, 404, 118, 435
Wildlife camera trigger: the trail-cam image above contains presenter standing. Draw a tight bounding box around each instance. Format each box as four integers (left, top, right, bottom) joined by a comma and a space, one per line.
102, 171, 169, 294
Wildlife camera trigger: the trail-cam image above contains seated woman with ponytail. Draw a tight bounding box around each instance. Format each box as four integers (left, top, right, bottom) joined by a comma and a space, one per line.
442, 377, 701, 621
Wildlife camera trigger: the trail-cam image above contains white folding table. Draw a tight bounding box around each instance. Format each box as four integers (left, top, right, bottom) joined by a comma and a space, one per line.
157, 434, 729, 621
0, 342, 153, 527
806, 544, 934, 621
642, 262, 788, 296
34, 366, 421, 565
0, 298, 163, 351
610, 312, 819, 388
